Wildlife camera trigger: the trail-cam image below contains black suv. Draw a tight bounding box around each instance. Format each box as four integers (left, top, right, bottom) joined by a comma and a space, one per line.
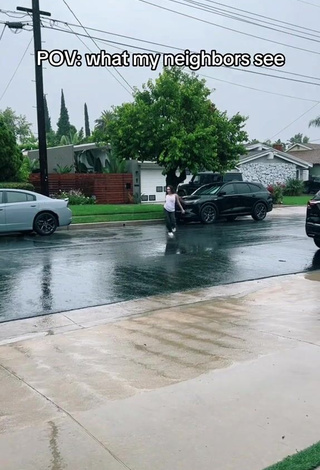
306, 190, 320, 248
177, 172, 243, 196
176, 181, 273, 224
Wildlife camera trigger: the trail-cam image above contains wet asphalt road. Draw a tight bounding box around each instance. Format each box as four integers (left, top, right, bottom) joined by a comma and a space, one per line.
0, 214, 319, 323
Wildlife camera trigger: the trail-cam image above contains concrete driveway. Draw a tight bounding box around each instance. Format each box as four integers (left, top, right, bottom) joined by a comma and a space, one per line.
0, 271, 319, 470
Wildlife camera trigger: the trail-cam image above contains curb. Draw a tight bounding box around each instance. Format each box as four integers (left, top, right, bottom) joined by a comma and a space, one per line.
59, 218, 164, 230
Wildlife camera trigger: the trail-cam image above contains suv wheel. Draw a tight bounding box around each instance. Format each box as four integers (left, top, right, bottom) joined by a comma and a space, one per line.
314, 238, 320, 248
33, 212, 58, 236
200, 204, 218, 224
252, 202, 267, 221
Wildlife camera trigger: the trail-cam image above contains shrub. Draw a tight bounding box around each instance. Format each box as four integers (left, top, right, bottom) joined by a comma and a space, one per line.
283, 178, 304, 196
267, 183, 285, 204
0, 182, 35, 191
50, 189, 96, 205
16, 157, 32, 182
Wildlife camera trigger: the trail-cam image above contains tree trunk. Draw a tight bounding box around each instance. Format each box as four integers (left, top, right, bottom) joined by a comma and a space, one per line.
165, 169, 187, 191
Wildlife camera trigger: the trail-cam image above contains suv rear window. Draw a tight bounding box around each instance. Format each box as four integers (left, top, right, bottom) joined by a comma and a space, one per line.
249, 183, 264, 192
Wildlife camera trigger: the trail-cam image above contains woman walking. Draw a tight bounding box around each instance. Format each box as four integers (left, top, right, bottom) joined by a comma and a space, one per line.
164, 185, 185, 237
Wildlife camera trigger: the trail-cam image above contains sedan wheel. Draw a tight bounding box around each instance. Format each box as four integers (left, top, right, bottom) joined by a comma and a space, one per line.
200, 204, 217, 224
314, 238, 320, 248
252, 202, 267, 221
33, 212, 58, 236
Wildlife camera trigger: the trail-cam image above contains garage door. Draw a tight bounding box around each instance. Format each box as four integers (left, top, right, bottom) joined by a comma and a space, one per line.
140, 169, 166, 203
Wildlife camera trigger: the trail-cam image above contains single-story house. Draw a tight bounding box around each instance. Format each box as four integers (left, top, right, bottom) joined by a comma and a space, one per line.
238, 143, 313, 186
287, 143, 320, 178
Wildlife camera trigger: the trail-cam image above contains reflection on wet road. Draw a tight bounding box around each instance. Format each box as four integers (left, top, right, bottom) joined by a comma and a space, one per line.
0, 215, 319, 322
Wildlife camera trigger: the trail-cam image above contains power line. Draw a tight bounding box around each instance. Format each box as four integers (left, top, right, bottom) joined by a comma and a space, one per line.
268, 102, 320, 140
61, 0, 133, 94
39, 16, 320, 82
41, 25, 320, 88
0, 36, 33, 102
0, 24, 5, 41
177, 0, 320, 43
183, 0, 320, 36
198, 73, 320, 103
296, 0, 320, 7
135, 0, 320, 56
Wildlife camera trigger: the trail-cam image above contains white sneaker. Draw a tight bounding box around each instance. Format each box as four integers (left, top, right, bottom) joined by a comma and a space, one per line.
172, 228, 176, 233
168, 232, 174, 238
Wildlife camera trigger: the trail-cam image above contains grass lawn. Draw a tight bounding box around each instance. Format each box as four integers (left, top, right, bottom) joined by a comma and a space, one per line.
263, 441, 320, 470
70, 204, 164, 223
282, 195, 311, 206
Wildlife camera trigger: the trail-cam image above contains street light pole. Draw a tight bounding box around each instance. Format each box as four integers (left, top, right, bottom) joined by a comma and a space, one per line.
17, 1, 51, 196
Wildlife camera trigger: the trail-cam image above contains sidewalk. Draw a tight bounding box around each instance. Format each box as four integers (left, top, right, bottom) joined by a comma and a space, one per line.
64, 205, 306, 230
0, 271, 319, 470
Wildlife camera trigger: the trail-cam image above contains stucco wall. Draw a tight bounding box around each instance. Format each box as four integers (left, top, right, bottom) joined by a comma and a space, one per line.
240, 162, 297, 186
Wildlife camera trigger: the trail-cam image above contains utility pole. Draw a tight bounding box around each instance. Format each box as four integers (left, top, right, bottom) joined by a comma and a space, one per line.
17, 1, 51, 196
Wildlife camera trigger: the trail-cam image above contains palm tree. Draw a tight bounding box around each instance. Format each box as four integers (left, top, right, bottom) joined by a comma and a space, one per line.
94, 110, 115, 133
60, 128, 84, 145
309, 116, 320, 128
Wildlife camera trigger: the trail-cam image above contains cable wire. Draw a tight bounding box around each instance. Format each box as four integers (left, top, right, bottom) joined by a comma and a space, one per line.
177, 0, 320, 43
41, 17, 320, 82
61, 0, 133, 94
0, 36, 33, 102
42, 24, 320, 88
135, 0, 320, 56
268, 102, 320, 140
0, 24, 6, 41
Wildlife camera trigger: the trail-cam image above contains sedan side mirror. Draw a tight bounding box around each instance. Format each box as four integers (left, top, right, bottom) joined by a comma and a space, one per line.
219, 191, 226, 196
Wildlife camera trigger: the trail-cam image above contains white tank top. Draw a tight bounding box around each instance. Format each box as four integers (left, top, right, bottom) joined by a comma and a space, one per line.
164, 194, 176, 212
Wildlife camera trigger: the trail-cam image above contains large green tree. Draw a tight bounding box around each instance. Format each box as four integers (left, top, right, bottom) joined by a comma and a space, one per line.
0, 107, 33, 144
0, 116, 23, 182
106, 68, 248, 187
56, 89, 72, 141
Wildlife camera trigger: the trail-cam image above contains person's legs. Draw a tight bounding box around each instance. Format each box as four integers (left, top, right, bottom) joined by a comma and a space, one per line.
170, 211, 177, 231
164, 209, 172, 232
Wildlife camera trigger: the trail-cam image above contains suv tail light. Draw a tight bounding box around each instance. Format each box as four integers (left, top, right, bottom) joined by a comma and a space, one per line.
307, 200, 317, 209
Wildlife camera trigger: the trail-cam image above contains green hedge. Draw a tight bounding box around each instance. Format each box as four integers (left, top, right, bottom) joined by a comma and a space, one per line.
0, 182, 35, 191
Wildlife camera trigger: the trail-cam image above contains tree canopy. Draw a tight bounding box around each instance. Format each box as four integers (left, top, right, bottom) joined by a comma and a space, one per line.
0, 116, 23, 182
105, 67, 248, 187
0, 107, 33, 144
288, 133, 309, 145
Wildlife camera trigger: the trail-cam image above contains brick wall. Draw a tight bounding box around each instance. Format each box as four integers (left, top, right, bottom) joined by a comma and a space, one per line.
30, 173, 133, 204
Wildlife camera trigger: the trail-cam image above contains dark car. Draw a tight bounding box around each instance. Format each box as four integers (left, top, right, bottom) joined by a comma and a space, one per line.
176, 181, 273, 224
305, 190, 320, 248
177, 171, 243, 196
304, 177, 320, 195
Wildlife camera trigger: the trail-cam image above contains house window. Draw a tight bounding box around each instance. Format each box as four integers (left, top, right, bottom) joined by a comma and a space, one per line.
149, 195, 156, 201
156, 186, 163, 192
141, 195, 148, 201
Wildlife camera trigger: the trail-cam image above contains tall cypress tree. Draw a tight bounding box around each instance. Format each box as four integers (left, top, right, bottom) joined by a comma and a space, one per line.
56, 89, 71, 141
84, 103, 91, 137
43, 94, 52, 133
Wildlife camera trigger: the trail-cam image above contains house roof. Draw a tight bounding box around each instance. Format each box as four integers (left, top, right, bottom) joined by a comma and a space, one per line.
287, 143, 320, 165
239, 143, 312, 169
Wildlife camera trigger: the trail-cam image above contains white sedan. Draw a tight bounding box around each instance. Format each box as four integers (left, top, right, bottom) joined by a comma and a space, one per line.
0, 189, 72, 236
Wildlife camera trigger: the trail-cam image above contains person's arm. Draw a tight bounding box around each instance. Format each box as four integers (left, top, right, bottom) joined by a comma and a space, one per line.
176, 194, 185, 212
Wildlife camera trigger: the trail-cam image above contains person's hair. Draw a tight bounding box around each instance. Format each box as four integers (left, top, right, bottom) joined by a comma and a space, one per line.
166, 185, 175, 193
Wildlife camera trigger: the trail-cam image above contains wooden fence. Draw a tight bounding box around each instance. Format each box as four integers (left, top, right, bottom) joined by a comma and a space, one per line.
30, 173, 133, 204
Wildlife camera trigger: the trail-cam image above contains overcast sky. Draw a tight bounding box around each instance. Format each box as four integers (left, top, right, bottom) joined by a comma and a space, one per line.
1, 0, 320, 144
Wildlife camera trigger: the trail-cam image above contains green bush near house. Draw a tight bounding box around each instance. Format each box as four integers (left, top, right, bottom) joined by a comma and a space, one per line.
0, 182, 35, 191
283, 178, 305, 196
